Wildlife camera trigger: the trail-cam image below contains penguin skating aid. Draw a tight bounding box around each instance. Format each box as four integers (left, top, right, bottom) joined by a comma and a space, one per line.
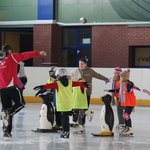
32, 89, 60, 133
92, 94, 114, 137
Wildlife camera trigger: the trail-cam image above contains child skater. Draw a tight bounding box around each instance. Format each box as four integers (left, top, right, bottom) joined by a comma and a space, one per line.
112, 67, 125, 129
119, 69, 136, 136
105, 69, 136, 136
70, 69, 89, 134
34, 68, 87, 138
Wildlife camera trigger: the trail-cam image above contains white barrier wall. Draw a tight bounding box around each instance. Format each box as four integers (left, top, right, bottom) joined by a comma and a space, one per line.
24, 67, 150, 100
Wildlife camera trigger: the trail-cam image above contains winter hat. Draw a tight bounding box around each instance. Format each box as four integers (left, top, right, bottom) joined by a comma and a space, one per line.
120, 69, 130, 81
55, 68, 67, 77
70, 69, 81, 81
114, 66, 122, 74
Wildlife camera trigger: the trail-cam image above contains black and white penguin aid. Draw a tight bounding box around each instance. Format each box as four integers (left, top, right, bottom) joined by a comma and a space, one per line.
32, 89, 57, 133
92, 94, 114, 136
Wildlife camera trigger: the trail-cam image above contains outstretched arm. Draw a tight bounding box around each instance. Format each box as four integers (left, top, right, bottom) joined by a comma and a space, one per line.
142, 89, 150, 96
72, 81, 90, 88
90, 68, 109, 83
104, 89, 119, 93
34, 82, 58, 91
11, 51, 47, 63
43, 82, 58, 90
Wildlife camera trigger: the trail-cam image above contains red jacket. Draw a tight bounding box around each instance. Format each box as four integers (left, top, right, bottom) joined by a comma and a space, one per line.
0, 51, 40, 89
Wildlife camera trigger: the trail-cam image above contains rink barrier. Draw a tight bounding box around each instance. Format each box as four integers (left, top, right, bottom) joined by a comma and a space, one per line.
23, 67, 150, 106
24, 96, 150, 106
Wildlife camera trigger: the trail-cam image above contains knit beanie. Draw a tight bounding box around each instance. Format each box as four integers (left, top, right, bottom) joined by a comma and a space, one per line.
114, 67, 122, 74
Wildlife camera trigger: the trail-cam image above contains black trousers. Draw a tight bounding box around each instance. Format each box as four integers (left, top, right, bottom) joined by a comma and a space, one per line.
61, 112, 70, 132
87, 95, 91, 107
1, 86, 25, 134
55, 110, 62, 126
124, 106, 134, 127
1, 86, 25, 116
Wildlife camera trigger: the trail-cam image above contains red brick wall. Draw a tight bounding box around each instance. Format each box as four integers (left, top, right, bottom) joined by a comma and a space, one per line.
33, 24, 150, 67
128, 27, 150, 46
51, 24, 62, 66
92, 25, 128, 67
33, 24, 62, 66
92, 25, 150, 68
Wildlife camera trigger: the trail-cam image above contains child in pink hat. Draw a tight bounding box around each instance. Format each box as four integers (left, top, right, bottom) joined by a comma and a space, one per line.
112, 67, 125, 130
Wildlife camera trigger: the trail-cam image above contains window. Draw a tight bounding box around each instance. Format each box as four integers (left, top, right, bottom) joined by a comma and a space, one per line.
129, 46, 150, 68
62, 27, 91, 67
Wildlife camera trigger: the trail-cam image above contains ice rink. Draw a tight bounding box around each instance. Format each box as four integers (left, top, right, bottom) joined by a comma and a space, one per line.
0, 103, 150, 150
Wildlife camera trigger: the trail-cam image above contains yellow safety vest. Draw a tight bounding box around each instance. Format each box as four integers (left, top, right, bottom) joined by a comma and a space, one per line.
72, 86, 88, 109
56, 80, 72, 112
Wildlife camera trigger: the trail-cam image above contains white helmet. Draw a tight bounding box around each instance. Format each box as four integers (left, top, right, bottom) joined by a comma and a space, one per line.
55, 68, 67, 77
70, 69, 81, 81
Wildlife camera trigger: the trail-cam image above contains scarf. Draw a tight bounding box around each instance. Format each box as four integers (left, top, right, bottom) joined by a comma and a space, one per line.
119, 82, 126, 103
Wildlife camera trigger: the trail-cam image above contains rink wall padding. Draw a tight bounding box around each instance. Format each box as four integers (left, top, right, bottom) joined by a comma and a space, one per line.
23, 67, 150, 106
24, 96, 150, 106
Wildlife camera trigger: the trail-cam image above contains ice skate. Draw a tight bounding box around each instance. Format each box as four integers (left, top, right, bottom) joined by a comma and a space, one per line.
120, 127, 133, 137
60, 131, 70, 138
116, 124, 125, 132
85, 110, 94, 122
73, 125, 84, 134
3, 132, 12, 141
0, 110, 10, 127
119, 126, 128, 135
117, 125, 126, 134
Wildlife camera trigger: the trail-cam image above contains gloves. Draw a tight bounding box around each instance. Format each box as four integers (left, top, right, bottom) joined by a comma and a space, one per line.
33, 85, 44, 91
105, 79, 110, 84
134, 86, 141, 91
35, 89, 47, 97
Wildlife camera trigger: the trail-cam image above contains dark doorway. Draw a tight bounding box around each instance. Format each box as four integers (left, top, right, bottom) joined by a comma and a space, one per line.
0, 28, 33, 66
20, 33, 33, 66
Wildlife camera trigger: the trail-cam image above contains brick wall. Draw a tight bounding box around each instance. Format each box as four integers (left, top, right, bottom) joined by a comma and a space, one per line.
92, 25, 150, 68
128, 27, 150, 46
33, 24, 150, 67
92, 25, 128, 67
33, 24, 62, 66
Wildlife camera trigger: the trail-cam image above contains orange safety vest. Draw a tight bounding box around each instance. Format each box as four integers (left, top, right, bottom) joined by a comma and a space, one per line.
121, 82, 136, 106
115, 80, 120, 98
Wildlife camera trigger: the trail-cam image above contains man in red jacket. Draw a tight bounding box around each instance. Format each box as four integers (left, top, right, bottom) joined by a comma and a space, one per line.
0, 44, 47, 140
